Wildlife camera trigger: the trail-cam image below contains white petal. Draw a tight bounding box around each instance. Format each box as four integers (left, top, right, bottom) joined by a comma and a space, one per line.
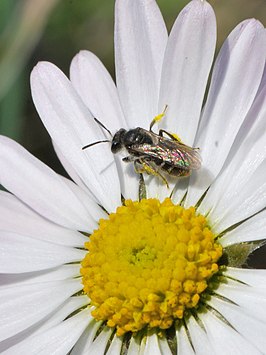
143, 333, 163, 355
115, 0, 167, 127
171, 180, 191, 206
52, 101, 139, 201
199, 311, 260, 355
31, 62, 121, 213
106, 335, 123, 355
0, 265, 80, 289
216, 281, 266, 323
61, 175, 107, 224
69, 319, 102, 355
54, 140, 120, 216
52, 140, 95, 195
176, 325, 194, 355
70, 50, 126, 131
225, 275, 266, 296
258, 61, 266, 92
34, 296, 89, 335
224, 267, 266, 289
208, 296, 266, 354
198, 80, 266, 229
0, 136, 96, 231
114, 155, 140, 201
0, 231, 86, 273
141, 333, 172, 355
212, 59, 266, 189
147, 171, 189, 207
146, 178, 171, 202
127, 335, 141, 355
186, 316, 214, 355
157, 337, 172, 355
205, 159, 266, 233
70, 51, 141, 200
2, 309, 91, 355
186, 19, 266, 206
220, 209, 266, 247
0, 296, 88, 353
0, 191, 86, 247
86, 327, 113, 355
54, 139, 128, 212
0, 279, 82, 342
159, 0, 216, 145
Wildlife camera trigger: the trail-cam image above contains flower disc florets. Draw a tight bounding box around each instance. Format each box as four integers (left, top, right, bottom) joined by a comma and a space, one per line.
81, 198, 222, 336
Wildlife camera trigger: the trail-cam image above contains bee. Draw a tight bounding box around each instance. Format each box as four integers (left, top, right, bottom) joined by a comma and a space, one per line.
82, 107, 201, 187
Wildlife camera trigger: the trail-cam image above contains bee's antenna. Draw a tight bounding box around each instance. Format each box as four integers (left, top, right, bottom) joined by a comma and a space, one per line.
82, 140, 110, 150
82, 117, 112, 150
94, 117, 112, 137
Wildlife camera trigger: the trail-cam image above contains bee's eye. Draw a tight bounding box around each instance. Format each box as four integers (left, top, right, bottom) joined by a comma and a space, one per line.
111, 140, 122, 153
111, 129, 126, 153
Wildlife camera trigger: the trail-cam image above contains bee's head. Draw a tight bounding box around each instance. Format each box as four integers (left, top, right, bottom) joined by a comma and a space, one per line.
111, 128, 126, 153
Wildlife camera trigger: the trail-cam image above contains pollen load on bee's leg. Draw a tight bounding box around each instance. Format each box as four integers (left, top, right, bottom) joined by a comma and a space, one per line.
133, 160, 144, 174
136, 159, 169, 189
158, 129, 182, 143
149, 105, 168, 132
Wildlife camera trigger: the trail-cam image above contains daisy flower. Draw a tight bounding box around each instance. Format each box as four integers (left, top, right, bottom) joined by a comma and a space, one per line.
0, 0, 266, 354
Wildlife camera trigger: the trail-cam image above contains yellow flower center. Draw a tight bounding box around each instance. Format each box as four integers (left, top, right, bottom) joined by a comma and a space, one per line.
81, 198, 222, 336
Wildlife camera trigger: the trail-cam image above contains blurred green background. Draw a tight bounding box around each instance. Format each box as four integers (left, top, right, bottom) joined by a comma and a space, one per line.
0, 0, 265, 265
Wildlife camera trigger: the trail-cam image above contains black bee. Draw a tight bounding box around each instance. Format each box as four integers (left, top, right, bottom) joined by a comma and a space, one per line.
82, 110, 201, 187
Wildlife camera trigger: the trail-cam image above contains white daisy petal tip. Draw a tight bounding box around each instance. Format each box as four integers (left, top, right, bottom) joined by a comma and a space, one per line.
70, 50, 97, 75
71, 49, 95, 62
115, 0, 167, 127
31, 54, 122, 213
70, 48, 127, 133
159, 0, 216, 147
236, 18, 266, 46
184, 0, 216, 15
186, 12, 265, 207
243, 17, 265, 30
31, 61, 58, 82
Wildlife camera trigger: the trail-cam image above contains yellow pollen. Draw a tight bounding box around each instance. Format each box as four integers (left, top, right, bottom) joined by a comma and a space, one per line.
81, 198, 222, 336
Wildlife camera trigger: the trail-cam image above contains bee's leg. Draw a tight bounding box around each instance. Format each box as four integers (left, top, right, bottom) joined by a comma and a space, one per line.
133, 159, 145, 174
139, 159, 169, 189
131, 162, 147, 200
158, 129, 182, 143
122, 155, 145, 163
123, 156, 146, 164
149, 105, 168, 132
138, 173, 146, 200
122, 156, 134, 163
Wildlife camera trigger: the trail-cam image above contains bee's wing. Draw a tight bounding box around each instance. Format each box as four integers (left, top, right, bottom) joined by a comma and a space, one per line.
131, 138, 201, 170
170, 141, 201, 170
